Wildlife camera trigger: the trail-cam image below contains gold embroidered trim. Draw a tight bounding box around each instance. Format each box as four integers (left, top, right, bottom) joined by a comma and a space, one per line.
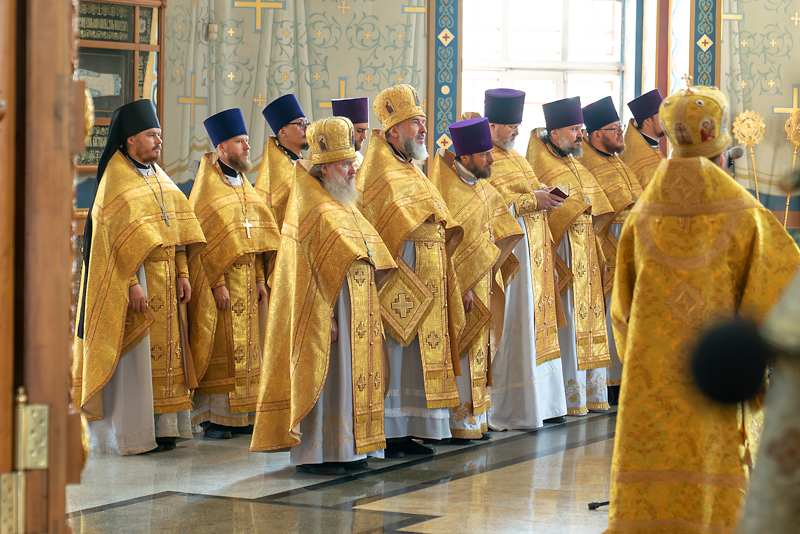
612, 469, 747, 489
632, 196, 760, 217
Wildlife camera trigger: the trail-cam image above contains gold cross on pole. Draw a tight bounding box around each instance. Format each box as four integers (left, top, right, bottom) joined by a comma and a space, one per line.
233, 0, 285, 31
774, 86, 800, 115
178, 74, 207, 127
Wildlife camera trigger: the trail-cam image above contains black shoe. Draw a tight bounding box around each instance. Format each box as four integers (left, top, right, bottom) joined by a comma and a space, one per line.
143, 444, 165, 454
608, 385, 620, 406
337, 459, 369, 470
478, 432, 493, 441
296, 463, 346, 475
384, 449, 405, 458
448, 438, 475, 445
156, 437, 177, 450
543, 416, 567, 424
229, 424, 255, 435
386, 437, 434, 456
422, 438, 450, 445
204, 424, 233, 439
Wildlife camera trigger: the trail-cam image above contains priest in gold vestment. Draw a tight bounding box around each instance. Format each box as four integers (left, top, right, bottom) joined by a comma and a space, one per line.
619, 89, 665, 189
578, 96, 644, 401
606, 84, 800, 533
431, 117, 522, 441
73, 100, 206, 455
250, 117, 395, 475
254, 94, 308, 231
357, 84, 465, 457
475, 89, 568, 430
526, 97, 614, 415
188, 109, 281, 439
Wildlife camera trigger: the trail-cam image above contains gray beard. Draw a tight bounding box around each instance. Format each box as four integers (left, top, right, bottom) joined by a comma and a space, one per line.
401, 135, 429, 161
323, 175, 358, 207
556, 136, 582, 157
499, 138, 515, 151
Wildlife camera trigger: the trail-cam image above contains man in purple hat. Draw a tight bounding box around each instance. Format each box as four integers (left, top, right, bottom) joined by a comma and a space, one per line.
619, 89, 665, 187
578, 97, 644, 403
430, 117, 522, 443
255, 93, 309, 230
526, 97, 615, 416
331, 97, 370, 170
187, 108, 280, 440
479, 89, 568, 430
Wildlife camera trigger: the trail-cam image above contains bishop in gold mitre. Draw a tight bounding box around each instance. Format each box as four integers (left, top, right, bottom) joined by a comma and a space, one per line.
619, 89, 666, 189
578, 96, 644, 402
430, 117, 522, 441
187, 108, 281, 439
249, 116, 396, 476
606, 84, 800, 533
73, 99, 206, 455
254, 93, 308, 231
331, 96, 370, 171
476, 89, 569, 430
526, 96, 614, 415
357, 84, 465, 457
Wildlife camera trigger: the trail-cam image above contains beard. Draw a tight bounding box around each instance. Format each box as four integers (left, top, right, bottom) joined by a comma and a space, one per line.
498, 138, 515, 151
301, 142, 310, 152
556, 135, 582, 157
323, 172, 359, 207
466, 161, 491, 179
400, 132, 429, 161
227, 153, 253, 173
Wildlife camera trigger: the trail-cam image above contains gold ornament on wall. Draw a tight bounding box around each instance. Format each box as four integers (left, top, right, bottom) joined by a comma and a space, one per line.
784, 110, 800, 227
732, 110, 766, 202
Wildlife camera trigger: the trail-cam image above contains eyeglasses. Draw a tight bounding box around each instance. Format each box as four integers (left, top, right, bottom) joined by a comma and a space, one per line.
504, 124, 520, 132
289, 120, 309, 130
599, 126, 624, 133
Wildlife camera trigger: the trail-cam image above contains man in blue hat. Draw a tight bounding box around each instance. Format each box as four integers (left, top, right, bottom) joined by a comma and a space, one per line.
187, 108, 281, 440
73, 99, 206, 455
255, 94, 309, 230
526, 97, 614, 416
430, 117, 522, 443
578, 97, 644, 404
619, 89, 665, 188
479, 89, 569, 430
331, 97, 370, 170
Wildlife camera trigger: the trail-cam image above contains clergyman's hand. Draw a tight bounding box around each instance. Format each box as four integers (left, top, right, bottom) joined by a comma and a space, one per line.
213, 284, 230, 310
129, 283, 148, 313
534, 189, 563, 210
257, 281, 268, 304
178, 277, 192, 305
462, 290, 474, 314
330, 317, 339, 343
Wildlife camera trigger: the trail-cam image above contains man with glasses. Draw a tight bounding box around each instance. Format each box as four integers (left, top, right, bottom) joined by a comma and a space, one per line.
255, 94, 309, 230
620, 89, 665, 188
578, 96, 644, 404
526, 97, 614, 417
357, 84, 465, 457
475, 89, 569, 430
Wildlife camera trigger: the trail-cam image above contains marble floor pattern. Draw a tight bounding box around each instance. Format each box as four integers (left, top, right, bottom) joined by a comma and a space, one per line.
67, 411, 616, 533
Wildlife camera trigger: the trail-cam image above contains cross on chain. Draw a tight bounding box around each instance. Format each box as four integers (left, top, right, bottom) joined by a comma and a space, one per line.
243, 218, 253, 238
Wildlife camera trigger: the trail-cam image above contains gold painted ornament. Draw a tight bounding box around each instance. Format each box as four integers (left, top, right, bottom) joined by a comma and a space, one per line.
784, 110, 800, 227
732, 110, 766, 202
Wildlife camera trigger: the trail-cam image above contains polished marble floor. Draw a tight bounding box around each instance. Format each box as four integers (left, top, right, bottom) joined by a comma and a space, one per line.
67, 411, 616, 533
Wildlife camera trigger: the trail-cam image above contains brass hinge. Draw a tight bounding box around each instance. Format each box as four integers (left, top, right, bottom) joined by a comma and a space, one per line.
0, 387, 50, 534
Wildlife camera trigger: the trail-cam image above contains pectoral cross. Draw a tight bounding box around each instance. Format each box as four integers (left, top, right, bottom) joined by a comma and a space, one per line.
161, 207, 170, 227
243, 218, 253, 238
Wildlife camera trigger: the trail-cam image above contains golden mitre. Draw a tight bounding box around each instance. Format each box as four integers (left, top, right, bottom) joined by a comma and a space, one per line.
374, 84, 425, 130
307, 116, 356, 164
659, 84, 732, 159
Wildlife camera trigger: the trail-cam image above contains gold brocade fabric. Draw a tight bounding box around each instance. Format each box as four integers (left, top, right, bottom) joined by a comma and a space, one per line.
619, 119, 665, 188
606, 157, 800, 533
357, 131, 466, 403
489, 147, 561, 364
187, 153, 280, 393
578, 140, 643, 297
250, 167, 395, 453
525, 131, 614, 247
254, 136, 297, 229
72, 150, 205, 420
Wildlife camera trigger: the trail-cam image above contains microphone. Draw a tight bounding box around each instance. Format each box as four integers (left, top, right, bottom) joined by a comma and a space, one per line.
727, 146, 744, 178
691, 318, 770, 404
